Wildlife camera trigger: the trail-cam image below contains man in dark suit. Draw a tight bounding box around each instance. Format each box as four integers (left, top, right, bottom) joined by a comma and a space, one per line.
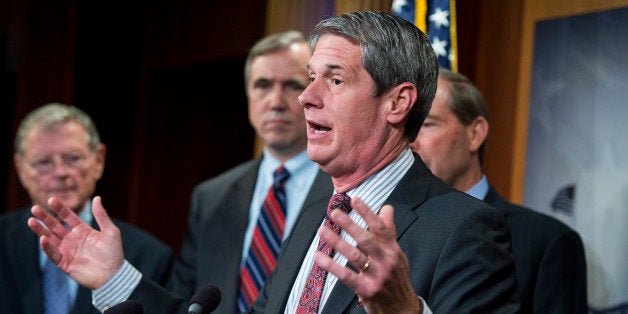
164, 30, 332, 313
411, 68, 588, 313
1, 103, 173, 314
28, 12, 520, 313
27, 31, 331, 313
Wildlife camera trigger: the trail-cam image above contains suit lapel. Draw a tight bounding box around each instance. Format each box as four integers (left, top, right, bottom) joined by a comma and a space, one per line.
8, 209, 45, 314
483, 185, 498, 205
299, 170, 334, 217
202, 160, 260, 311
388, 155, 432, 237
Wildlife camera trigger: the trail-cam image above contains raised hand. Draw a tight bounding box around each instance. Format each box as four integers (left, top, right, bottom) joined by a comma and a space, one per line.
315, 198, 423, 313
27, 196, 125, 289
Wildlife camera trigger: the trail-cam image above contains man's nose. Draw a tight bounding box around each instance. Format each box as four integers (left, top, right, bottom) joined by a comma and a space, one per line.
269, 86, 287, 110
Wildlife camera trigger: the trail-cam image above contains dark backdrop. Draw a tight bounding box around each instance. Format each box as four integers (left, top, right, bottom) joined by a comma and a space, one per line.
1, 0, 266, 250
1, 0, 481, 251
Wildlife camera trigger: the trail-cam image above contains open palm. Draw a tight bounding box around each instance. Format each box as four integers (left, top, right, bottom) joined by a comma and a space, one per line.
28, 196, 125, 289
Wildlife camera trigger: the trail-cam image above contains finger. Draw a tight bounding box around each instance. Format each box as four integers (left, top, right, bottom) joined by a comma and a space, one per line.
39, 235, 63, 265
91, 196, 116, 234
28, 207, 59, 247
48, 197, 84, 230
316, 250, 374, 297
318, 223, 367, 274
27, 215, 51, 238
30, 203, 69, 243
350, 198, 389, 236
30, 204, 53, 226
315, 251, 359, 285
329, 199, 375, 251
378, 204, 396, 230
354, 199, 398, 245
331, 199, 393, 260
27, 213, 64, 265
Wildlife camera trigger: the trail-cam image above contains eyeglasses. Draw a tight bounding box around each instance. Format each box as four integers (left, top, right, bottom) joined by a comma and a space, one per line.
25, 154, 88, 175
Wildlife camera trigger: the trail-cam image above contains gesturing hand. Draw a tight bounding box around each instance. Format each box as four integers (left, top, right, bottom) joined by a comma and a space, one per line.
315, 198, 423, 313
27, 196, 125, 289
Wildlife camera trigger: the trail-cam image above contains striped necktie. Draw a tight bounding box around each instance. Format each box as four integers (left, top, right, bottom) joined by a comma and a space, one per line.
297, 193, 352, 313
237, 166, 290, 312
42, 258, 70, 314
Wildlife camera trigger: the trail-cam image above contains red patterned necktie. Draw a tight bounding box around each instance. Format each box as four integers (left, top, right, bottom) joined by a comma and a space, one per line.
237, 166, 290, 312
296, 193, 352, 314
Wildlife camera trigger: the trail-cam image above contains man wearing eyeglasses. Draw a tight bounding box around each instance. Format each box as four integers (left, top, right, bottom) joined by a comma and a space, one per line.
0, 103, 174, 314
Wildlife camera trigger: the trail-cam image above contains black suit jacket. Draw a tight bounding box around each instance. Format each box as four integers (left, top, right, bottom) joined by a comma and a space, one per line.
164, 158, 333, 314
484, 185, 587, 314
252, 154, 520, 313
0, 207, 174, 314
128, 155, 518, 313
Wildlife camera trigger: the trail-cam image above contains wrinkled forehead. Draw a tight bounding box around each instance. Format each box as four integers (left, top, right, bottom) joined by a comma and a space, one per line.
22, 122, 90, 153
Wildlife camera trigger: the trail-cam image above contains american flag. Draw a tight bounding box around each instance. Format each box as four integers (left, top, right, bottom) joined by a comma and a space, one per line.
392, 0, 457, 71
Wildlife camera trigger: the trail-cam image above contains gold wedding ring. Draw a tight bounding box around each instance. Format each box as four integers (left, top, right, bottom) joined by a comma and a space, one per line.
360, 257, 372, 272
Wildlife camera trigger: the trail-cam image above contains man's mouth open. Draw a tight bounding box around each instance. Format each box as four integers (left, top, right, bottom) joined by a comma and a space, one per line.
308, 121, 331, 134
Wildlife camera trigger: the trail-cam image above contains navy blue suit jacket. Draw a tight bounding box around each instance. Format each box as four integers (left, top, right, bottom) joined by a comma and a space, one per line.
0, 207, 174, 314
484, 186, 587, 313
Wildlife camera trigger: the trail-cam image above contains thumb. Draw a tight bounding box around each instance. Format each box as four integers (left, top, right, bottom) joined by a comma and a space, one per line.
91, 196, 114, 231
379, 204, 396, 231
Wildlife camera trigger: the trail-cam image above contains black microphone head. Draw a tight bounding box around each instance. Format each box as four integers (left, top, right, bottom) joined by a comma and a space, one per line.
104, 300, 143, 314
187, 285, 221, 314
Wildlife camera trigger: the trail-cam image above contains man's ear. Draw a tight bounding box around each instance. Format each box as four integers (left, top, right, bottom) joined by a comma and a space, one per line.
386, 82, 417, 125
94, 144, 107, 179
468, 116, 489, 153
14, 154, 27, 187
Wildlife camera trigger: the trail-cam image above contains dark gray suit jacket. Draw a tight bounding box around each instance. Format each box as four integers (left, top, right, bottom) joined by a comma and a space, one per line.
252, 154, 520, 313
129, 155, 519, 313
0, 207, 174, 314
164, 158, 333, 313
484, 186, 587, 314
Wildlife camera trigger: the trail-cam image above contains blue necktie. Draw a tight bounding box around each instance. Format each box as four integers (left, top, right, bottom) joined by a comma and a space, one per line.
237, 166, 290, 312
43, 258, 70, 314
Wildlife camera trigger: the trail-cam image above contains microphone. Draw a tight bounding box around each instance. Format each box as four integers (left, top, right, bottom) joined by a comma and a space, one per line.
187, 284, 221, 314
104, 300, 143, 314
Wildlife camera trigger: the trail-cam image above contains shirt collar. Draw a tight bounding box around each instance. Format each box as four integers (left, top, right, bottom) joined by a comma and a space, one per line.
465, 174, 489, 200
260, 148, 311, 177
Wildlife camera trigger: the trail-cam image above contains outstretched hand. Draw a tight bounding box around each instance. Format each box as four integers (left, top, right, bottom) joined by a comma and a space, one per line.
315, 198, 423, 313
27, 196, 124, 289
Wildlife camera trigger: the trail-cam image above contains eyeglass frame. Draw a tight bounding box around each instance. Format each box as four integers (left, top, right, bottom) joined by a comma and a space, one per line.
20, 152, 91, 175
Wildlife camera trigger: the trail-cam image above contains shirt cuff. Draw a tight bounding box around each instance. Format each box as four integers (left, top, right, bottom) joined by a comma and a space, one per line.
420, 296, 433, 314
92, 260, 142, 312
